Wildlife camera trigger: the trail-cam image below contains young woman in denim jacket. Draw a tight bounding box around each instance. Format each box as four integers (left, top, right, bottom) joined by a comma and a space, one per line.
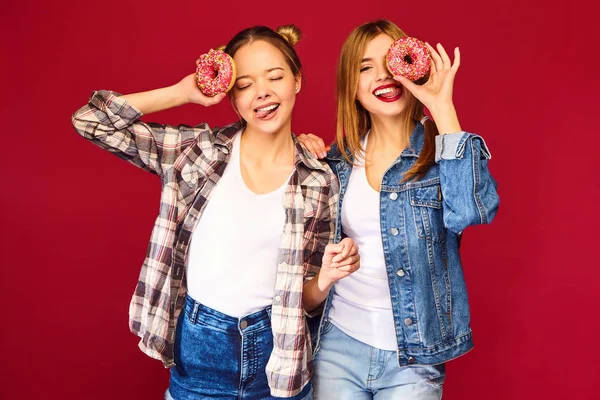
72, 25, 359, 400
298, 20, 499, 399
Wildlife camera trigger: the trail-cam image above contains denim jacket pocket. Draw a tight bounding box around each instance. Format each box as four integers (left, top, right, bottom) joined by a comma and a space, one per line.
410, 182, 444, 242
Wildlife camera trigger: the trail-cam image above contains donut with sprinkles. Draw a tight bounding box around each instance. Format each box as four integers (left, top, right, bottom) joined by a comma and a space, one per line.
196, 49, 236, 97
386, 37, 431, 81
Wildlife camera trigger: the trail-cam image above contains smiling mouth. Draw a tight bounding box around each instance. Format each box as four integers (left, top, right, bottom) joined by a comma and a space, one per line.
254, 103, 280, 119
373, 85, 402, 101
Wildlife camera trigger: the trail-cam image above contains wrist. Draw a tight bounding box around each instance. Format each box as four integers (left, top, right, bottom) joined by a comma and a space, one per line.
316, 270, 335, 292
430, 103, 462, 134
171, 81, 191, 106
429, 101, 456, 120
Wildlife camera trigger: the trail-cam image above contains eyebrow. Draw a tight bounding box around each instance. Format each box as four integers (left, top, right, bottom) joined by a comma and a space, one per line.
361, 58, 373, 63
235, 67, 285, 82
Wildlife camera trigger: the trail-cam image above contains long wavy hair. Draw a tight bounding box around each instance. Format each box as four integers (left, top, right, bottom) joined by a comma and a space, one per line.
336, 20, 438, 181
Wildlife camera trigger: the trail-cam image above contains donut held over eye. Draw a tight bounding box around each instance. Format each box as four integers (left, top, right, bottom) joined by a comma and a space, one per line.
195, 49, 237, 97
386, 37, 431, 81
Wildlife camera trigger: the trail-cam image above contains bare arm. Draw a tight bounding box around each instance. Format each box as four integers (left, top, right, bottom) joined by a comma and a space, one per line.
121, 74, 226, 114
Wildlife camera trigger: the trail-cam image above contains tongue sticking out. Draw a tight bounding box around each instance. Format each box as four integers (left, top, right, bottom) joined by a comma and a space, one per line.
256, 105, 278, 118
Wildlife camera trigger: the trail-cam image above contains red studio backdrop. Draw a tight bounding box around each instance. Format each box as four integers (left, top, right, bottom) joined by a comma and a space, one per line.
1, 0, 598, 399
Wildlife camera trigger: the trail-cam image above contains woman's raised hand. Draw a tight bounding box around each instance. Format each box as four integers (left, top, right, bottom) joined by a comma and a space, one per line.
177, 73, 227, 107
393, 43, 459, 115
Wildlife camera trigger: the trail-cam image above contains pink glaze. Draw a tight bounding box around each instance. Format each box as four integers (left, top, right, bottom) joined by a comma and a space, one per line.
196, 49, 235, 97
386, 37, 431, 81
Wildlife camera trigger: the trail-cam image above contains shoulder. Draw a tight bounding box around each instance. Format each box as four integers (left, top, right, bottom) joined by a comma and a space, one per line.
188, 121, 242, 152
293, 135, 337, 185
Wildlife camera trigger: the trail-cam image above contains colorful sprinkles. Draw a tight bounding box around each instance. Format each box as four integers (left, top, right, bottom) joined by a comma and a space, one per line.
386, 37, 431, 81
196, 49, 236, 97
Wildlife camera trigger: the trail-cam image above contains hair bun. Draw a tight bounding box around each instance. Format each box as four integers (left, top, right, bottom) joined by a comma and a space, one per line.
276, 25, 302, 46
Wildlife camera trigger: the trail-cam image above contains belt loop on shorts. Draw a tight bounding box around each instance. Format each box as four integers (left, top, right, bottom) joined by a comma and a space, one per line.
190, 301, 200, 324
266, 306, 272, 320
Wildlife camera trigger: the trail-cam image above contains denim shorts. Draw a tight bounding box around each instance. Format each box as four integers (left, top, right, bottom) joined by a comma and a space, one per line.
313, 321, 444, 400
166, 295, 312, 400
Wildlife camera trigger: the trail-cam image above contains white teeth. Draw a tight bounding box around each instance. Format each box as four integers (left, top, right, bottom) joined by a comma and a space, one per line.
374, 87, 398, 96
257, 104, 278, 112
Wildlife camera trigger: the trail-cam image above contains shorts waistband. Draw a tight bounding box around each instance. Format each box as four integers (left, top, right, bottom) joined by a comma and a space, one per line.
183, 294, 271, 333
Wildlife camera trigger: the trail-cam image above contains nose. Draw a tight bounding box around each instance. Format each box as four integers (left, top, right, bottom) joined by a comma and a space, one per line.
255, 79, 272, 100
376, 65, 392, 82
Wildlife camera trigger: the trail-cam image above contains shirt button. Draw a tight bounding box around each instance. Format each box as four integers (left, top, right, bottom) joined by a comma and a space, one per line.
404, 318, 413, 326
221, 147, 229, 154
408, 356, 416, 364
390, 228, 399, 236
389, 192, 398, 200
281, 262, 288, 268
240, 320, 248, 329
275, 295, 282, 302
397, 269, 405, 277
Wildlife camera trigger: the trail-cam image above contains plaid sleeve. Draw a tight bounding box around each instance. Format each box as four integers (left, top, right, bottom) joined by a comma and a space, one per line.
71, 90, 205, 178
303, 173, 339, 318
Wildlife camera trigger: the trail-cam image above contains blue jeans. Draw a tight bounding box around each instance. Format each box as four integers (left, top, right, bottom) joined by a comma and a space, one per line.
313, 322, 445, 400
167, 295, 313, 400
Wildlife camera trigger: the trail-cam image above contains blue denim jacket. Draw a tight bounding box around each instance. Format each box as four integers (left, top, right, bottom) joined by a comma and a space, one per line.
314, 122, 499, 366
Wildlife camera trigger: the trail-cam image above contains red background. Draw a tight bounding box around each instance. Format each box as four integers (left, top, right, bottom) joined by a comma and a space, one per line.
1, 0, 598, 398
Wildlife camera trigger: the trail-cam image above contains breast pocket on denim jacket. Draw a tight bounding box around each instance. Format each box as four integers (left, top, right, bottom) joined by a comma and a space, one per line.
410, 180, 444, 242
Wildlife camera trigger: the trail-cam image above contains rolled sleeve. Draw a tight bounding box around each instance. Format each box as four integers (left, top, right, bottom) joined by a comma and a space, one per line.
72, 90, 204, 177
435, 132, 492, 162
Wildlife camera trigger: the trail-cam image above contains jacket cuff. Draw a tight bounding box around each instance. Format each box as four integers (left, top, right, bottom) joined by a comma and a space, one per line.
435, 132, 492, 162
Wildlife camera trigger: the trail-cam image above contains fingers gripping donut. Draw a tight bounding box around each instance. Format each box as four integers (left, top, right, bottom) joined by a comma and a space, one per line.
196, 49, 236, 97
386, 37, 431, 81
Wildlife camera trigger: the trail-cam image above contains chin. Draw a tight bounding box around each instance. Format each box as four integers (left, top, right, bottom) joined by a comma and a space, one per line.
362, 95, 409, 118
251, 119, 288, 135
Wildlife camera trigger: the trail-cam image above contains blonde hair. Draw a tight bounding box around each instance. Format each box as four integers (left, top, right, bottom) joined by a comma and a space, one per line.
276, 25, 302, 47
223, 25, 302, 76
336, 20, 438, 181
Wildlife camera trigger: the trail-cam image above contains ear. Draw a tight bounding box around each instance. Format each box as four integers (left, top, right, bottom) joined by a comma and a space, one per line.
294, 73, 302, 94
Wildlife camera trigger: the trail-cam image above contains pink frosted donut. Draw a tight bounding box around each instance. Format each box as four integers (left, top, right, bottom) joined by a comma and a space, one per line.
195, 49, 236, 97
386, 37, 431, 81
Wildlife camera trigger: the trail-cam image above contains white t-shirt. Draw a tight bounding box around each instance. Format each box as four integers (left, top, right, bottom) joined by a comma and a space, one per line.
186, 131, 289, 318
328, 134, 398, 351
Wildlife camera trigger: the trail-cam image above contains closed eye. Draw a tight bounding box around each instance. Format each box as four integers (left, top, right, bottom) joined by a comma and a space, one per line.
360, 66, 372, 72
270, 77, 283, 81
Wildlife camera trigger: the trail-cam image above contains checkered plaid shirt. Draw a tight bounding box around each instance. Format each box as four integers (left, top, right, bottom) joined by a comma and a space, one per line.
72, 90, 338, 397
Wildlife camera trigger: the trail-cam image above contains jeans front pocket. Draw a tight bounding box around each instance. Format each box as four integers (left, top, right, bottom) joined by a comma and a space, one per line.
172, 310, 239, 390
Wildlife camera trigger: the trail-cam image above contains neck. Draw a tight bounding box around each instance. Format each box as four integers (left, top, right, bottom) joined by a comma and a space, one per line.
240, 123, 295, 166
368, 112, 414, 152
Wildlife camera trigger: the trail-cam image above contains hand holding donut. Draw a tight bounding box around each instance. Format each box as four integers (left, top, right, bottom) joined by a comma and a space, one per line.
173, 47, 238, 108
176, 73, 227, 107
393, 42, 461, 127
